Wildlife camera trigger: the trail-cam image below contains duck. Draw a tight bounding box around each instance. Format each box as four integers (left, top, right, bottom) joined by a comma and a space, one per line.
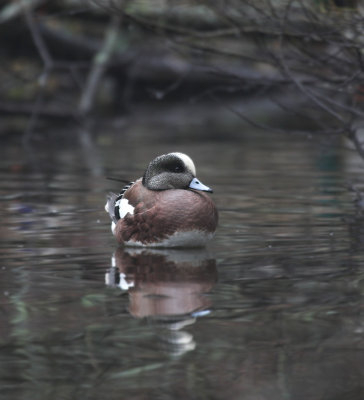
105, 152, 218, 247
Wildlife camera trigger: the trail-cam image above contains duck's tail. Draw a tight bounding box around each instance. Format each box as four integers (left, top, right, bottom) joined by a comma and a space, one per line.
105, 192, 119, 223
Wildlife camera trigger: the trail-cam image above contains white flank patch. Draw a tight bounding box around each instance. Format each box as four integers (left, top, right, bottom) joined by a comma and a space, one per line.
125, 230, 214, 248
171, 152, 196, 175
117, 198, 135, 218
124, 247, 212, 266
110, 199, 134, 235
118, 272, 135, 291
105, 259, 135, 290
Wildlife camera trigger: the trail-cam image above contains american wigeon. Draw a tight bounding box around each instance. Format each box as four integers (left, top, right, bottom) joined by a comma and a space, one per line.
105, 152, 218, 247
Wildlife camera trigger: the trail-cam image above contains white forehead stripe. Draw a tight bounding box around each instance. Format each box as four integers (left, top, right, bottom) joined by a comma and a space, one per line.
171, 152, 196, 175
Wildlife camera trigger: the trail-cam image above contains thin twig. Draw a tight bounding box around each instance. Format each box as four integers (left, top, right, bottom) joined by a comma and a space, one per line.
22, 0, 52, 68
348, 129, 364, 160
78, 15, 121, 115
21, 0, 53, 143
211, 93, 346, 137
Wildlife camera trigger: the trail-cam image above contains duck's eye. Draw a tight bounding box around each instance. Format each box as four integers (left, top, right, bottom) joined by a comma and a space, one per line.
164, 160, 185, 173
165, 161, 184, 173
173, 165, 184, 173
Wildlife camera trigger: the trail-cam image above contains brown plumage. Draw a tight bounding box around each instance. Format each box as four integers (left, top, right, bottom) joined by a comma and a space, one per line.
114, 180, 218, 245
106, 152, 218, 248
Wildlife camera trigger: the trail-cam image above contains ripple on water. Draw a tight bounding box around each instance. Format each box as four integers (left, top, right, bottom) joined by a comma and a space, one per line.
1, 128, 364, 399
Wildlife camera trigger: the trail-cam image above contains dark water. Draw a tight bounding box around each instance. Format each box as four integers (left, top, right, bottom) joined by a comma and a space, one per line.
1, 115, 364, 400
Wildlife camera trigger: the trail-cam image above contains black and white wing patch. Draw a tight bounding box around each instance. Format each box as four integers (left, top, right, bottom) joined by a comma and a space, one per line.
105, 182, 134, 223
119, 181, 134, 197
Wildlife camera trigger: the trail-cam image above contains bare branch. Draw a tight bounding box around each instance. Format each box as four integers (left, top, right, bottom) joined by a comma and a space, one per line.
21, 0, 54, 142
0, 0, 43, 24
22, 0, 52, 68
348, 129, 364, 160
78, 15, 121, 115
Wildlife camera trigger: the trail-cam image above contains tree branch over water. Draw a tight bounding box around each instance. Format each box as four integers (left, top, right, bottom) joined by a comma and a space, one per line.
78, 15, 121, 116
1, 0, 363, 158
109, 0, 363, 152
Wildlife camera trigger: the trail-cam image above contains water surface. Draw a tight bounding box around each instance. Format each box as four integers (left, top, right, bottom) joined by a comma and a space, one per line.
1, 117, 364, 399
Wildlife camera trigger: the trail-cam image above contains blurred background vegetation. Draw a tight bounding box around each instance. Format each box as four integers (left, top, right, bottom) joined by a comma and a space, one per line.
1, 0, 363, 153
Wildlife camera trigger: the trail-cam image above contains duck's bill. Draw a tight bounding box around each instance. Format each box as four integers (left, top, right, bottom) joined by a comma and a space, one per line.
189, 177, 213, 193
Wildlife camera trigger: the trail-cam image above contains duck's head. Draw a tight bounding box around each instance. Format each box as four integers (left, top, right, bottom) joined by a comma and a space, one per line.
142, 152, 213, 192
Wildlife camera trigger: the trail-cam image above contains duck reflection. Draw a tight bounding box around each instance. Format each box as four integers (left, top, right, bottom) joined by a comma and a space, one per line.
105, 247, 217, 355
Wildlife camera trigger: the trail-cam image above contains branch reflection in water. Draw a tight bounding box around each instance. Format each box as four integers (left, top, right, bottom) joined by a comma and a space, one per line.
105, 247, 217, 356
